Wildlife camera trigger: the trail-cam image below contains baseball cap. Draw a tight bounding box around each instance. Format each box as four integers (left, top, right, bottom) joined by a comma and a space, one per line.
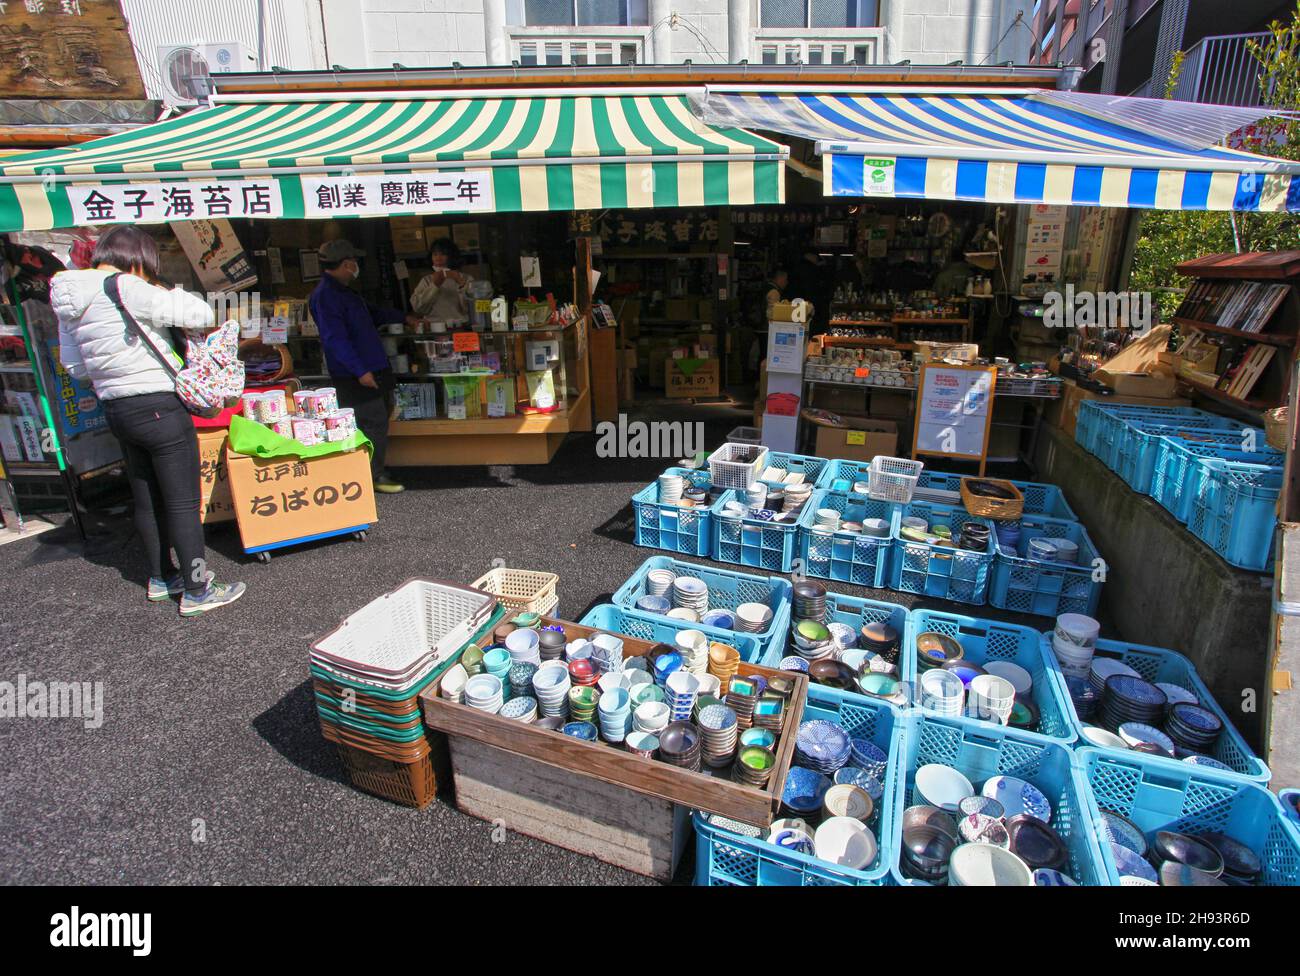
317, 239, 358, 263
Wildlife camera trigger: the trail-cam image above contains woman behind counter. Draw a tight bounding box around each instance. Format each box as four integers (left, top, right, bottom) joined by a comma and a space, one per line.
409, 238, 473, 323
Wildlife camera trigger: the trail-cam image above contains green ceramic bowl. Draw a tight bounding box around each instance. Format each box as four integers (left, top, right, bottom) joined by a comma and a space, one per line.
739, 746, 776, 771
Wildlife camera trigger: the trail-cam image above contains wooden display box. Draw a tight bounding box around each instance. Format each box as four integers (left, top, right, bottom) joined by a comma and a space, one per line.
418, 617, 808, 877
665, 358, 720, 398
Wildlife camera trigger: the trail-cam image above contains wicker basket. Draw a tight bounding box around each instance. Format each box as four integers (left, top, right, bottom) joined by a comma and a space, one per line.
336, 741, 437, 808
238, 339, 294, 383
471, 567, 560, 616
960, 477, 1025, 520
1266, 407, 1290, 454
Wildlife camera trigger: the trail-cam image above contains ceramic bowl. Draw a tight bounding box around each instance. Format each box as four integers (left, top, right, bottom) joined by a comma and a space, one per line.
561, 721, 599, 741
1153, 831, 1225, 877
658, 721, 700, 756
903, 804, 959, 841
983, 661, 1033, 696
740, 727, 777, 750
914, 764, 974, 812
782, 766, 832, 813
1080, 725, 1130, 750
822, 783, 874, 823
814, 817, 877, 870
948, 843, 1034, 886
915, 632, 964, 670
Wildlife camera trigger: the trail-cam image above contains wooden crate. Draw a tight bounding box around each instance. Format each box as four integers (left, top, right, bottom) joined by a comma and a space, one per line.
448, 735, 691, 881
418, 617, 807, 828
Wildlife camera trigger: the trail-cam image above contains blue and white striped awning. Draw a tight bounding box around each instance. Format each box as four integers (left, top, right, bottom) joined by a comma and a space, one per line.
695, 90, 1300, 212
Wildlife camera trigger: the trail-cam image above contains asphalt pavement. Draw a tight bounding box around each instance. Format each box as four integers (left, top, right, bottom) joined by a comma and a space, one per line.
0, 398, 1059, 885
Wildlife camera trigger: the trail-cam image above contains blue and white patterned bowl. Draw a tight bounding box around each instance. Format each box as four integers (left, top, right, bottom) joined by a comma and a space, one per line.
782, 766, 832, 813
1111, 842, 1158, 884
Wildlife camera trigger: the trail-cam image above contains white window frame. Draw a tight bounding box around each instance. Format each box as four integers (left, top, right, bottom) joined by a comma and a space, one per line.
512, 28, 648, 66
754, 28, 885, 66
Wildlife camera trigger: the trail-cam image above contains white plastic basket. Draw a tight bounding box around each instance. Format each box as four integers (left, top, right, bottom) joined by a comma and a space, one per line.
311, 579, 496, 680
708, 443, 770, 490
867, 456, 924, 503
725, 426, 763, 447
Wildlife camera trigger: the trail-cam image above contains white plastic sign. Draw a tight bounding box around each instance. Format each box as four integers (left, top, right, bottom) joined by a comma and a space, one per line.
912, 363, 997, 469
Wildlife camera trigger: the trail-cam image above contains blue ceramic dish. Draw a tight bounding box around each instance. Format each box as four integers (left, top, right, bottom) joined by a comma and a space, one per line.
562, 721, 599, 741
782, 766, 832, 813
1111, 842, 1159, 883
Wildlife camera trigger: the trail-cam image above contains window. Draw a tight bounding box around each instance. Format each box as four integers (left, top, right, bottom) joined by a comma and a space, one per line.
759, 0, 878, 28
524, 0, 649, 26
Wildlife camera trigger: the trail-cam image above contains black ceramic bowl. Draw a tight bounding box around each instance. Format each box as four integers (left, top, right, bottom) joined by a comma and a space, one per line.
1007, 814, 1068, 870
1153, 831, 1224, 877
658, 721, 701, 757
1198, 832, 1262, 881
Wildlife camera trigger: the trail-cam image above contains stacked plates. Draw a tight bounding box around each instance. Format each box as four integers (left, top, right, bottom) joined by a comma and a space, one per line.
859, 621, 900, 666
795, 719, 852, 774
1157, 683, 1199, 708
658, 473, 685, 505
439, 663, 468, 704
1065, 675, 1100, 721
1052, 538, 1079, 564
1100, 674, 1168, 733
813, 508, 842, 532
900, 821, 958, 884
792, 581, 827, 622
658, 721, 702, 772
967, 674, 1015, 725
597, 687, 633, 743
1053, 614, 1099, 678
646, 568, 676, 598
674, 629, 710, 675
994, 520, 1022, 550
1165, 702, 1223, 754
783, 482, 813, 514
634, 595, 671, 614
725, 676, 760, 730
665, 670, 702, 723
1090, 657, 1141, 696
1201, 832, 1262, 884
532, 661, 571, 719
698, 703, 739, 767
752, 696, 785, 732
734, 602, 773, 634
464, 674, 505, 714
509, 662, 538, 701
500, 696, 538, 723
745, 483, 767, 508
701, 609, 735, 630
1119, 722, 1176, 757
958, 522, 990, 552
919, 669, 965, 717
671, 577, 709, 617
1028, 537, 1059, 561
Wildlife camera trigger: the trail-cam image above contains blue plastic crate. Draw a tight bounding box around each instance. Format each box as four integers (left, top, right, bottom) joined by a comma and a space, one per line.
989, 515, 1103, 618
1187, 459, 1281, 572
576, 604, 765, 663
693, 687, 905, 886
710, 489, 800, 573
914, 470, 1077, 520
894, 713, 1109, 885
1078, 748, 1300, 886
610, 556, 792, 660
754, 451, 832, 489
1151, 437, 1284, 524
1042, 633, 1269, 783
815, 457, 874, 491
1076, 401, 1203, 461
630, 467, 713, 557
889, 501, 994, 605
908, 609, 1076, 744
795, 488, 899, 588
1282, 789, 1300, 827
766, 591, 911, 684
1113, 422, 1255, 494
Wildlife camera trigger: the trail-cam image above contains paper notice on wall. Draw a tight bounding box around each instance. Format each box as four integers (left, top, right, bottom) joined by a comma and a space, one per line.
171, 218, 258, 291
520, 255, 542, 289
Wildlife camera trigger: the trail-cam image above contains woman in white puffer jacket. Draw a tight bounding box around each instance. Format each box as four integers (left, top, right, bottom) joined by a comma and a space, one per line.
52, 226, 245, 617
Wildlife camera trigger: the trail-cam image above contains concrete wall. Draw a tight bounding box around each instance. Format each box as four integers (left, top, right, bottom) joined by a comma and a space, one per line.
362, 0, 486, 68
1035, 424, 1273, 752
889, 0, 1035, 66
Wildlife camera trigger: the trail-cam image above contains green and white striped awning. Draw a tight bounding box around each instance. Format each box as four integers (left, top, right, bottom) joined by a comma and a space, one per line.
0, 94, 787, 232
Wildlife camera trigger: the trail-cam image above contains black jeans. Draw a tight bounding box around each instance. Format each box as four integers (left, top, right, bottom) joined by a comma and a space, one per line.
333, 368, 395, 480
102, 392, 207, 595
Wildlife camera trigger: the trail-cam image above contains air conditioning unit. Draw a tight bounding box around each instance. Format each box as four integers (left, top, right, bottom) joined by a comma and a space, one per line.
156, 43, 250, 106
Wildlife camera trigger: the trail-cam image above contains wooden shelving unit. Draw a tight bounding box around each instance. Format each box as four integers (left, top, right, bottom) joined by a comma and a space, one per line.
1171, 251, 1300, 418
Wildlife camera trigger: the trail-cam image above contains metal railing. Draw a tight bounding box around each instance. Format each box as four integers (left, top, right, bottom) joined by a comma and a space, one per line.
1170, 31, 1268, 106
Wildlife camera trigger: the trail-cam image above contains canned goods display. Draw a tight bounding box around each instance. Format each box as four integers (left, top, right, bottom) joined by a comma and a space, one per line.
325, 426, 352, 442
260, 393, 287, 422
291, 417, 325, 446
293, 390, 315, 415
324, 408, 355, 434
313, 387, 339, 416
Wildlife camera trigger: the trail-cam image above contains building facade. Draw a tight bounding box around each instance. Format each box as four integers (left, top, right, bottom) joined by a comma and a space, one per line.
120, 0, 1036, 106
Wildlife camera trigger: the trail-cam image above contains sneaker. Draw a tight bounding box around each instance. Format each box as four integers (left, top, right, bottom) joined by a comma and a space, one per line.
147, 570, 214, 602
375, 475, 405, 494
179, 581, 247, 618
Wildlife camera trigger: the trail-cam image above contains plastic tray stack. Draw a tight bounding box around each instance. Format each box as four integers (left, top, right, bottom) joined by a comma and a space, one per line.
577, 605, 765, 663
895, 713, 1109, 886
1151, 437, 1284, 524
889, 501, 995, 605
310, 579, 499, 806
693, 686, 905, 887
1078, 748, 1300, 886
611, 556, 792, 661
1112, 422, 1253, 495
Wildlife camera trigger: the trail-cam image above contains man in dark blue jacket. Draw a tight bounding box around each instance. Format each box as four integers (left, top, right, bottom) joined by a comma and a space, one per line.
309, 238, 417, 493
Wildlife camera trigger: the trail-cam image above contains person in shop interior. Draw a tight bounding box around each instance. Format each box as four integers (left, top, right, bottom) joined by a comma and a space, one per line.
764, 266, 788, 318
51, 225, 246, 617
409, 237, 473, 323
309, 238, 420, 494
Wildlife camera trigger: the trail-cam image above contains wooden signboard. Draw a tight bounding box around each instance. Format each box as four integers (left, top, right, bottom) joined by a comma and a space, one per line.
912, 362, 998, 475
0, 1, 146, 99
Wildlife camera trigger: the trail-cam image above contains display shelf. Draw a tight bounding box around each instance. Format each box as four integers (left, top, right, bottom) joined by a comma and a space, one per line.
1177, 377, 1270, 412
1172, 316, 1296, 348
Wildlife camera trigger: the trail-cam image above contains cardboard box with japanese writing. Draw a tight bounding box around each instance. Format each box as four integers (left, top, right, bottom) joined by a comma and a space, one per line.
197, 429, 235, 525
226, 447, 377, 550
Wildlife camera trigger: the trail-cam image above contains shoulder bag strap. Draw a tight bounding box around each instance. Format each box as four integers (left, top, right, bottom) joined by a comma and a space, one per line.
103, 273, 180, 377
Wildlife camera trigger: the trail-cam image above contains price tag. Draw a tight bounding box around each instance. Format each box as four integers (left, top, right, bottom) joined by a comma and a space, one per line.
854, 367, 871, 378
846, 431, 867, 446
452, 331, 481, 353
474, 299, 492, 314
262, 317, 289, 345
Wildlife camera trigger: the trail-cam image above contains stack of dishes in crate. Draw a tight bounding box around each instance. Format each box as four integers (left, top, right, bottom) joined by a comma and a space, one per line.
658, 473, 684, 505
532, 661, 571, 719
920, 669, 965, 717
734, 602, 773, 634
464, 674, 505, 713
646, 568, 675, 597
783, 482, 813, 514
671, 577, 709, 617
673, 629, 710, 675
1052, 613, 1099, 679
791, 619, 835, 662
792, 581, 827, 622
439, 664, 468, 704
1164, 702, 1224, 755
795, 719, 852, 774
